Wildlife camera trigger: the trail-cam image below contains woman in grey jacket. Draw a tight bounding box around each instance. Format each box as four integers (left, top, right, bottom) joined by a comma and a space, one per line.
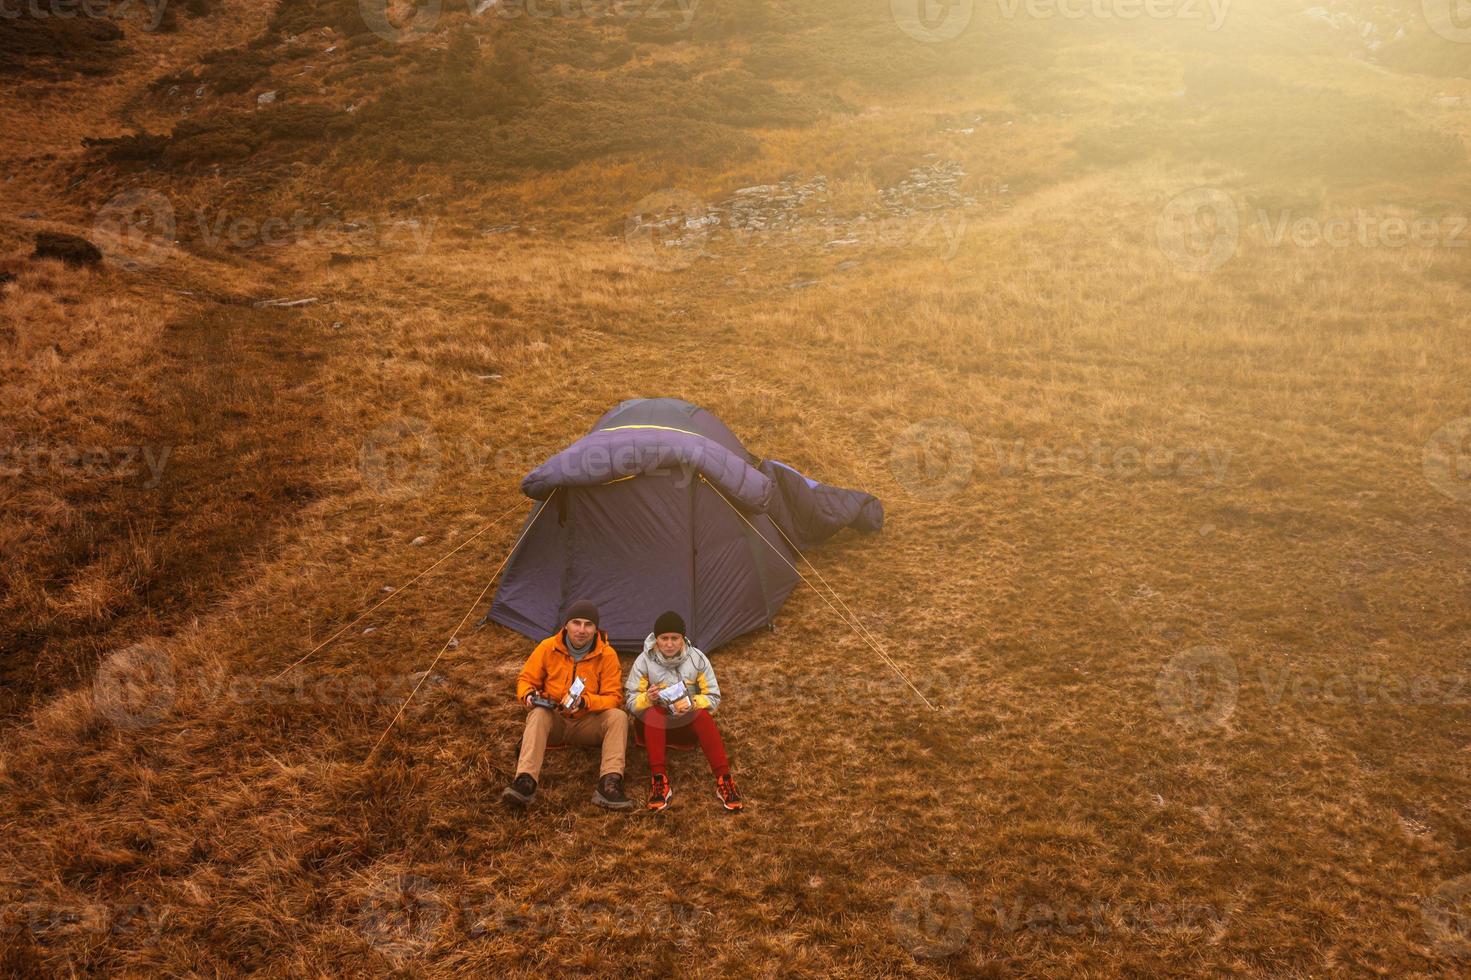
625, 611, 742, 812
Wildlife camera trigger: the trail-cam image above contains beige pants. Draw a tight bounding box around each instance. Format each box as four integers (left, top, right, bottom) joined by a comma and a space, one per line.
516, 707, 628, 780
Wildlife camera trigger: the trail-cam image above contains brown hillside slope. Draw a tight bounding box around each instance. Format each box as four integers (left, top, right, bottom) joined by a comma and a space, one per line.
3, 0, 1471, 975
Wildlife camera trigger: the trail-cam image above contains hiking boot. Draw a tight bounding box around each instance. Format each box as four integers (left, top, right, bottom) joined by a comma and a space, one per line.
592, 773, 634, 811
647, 773, 672, 812
501, 773, 537, 807
714, 773, 743, 812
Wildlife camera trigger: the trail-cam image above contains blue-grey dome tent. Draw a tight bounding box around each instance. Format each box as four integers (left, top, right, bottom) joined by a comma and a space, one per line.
484, 398, 884, 653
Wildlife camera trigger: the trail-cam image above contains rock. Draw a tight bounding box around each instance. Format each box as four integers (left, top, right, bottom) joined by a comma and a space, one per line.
363, 627, 376, 635
331, 321, 344, 330
257, 91, 278, 106
32, 232, 102, 267
381, 585, 394, 593
836, 260, 859, 272
788, 279, 818, 290
252, 297, 319, 308
411, 535, 429, 546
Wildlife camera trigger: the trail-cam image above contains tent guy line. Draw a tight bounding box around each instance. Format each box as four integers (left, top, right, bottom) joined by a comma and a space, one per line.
368, 492, 558, 761
273, 500, 525, 680
698, 475, 938, 711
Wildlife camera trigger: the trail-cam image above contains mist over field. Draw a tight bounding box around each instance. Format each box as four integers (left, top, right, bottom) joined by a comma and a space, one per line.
2, 0, 1470, 975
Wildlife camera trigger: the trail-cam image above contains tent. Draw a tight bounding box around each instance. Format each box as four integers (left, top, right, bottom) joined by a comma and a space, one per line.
484, 398, 884, 653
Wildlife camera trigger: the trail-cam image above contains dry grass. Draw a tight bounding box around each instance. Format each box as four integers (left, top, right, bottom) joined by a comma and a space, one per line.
3, 1, 1471, 976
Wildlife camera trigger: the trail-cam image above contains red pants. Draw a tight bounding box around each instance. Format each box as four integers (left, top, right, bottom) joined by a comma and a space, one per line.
641, 708, 729, 778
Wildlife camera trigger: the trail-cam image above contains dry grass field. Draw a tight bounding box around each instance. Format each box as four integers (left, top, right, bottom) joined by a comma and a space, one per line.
3, 0, 1471, 975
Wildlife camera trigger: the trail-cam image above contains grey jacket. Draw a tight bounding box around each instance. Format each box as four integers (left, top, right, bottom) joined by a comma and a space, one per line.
624, 633, 721, 716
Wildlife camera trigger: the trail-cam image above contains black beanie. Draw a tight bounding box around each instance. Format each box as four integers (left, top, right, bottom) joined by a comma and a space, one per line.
564, 599, 599, 628
653, 610, 686, 637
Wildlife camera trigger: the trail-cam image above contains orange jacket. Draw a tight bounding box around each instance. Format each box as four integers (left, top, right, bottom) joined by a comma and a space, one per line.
516, 629, 624, 717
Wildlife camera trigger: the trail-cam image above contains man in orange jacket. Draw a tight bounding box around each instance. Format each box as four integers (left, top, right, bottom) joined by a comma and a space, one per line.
501, 599, 634, 811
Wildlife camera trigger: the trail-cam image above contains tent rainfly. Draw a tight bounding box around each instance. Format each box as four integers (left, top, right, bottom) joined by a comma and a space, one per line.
484, 398, 883, 653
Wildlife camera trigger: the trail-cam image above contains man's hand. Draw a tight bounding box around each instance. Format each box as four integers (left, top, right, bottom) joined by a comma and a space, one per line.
559, 695, 586, 717
524, 691, 545, 710
670, 698, 692, 716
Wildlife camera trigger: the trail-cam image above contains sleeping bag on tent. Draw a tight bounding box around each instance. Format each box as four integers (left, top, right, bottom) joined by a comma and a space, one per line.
485, 397, 883, 653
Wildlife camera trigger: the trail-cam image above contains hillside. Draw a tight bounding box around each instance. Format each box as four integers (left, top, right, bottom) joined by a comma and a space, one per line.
2, 0, 1470, 975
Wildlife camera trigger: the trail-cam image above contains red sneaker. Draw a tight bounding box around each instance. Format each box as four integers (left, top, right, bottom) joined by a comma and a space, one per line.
648, 774, 672, 811
714, 773, 743, 812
